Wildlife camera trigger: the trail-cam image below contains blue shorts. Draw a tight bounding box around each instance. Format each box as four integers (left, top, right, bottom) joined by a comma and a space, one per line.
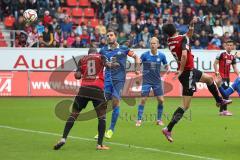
104, 80, 125, 100
141, 83, 163, 97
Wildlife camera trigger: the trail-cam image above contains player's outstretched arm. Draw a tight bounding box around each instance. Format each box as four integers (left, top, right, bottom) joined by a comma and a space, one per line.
128, 51, 141, 75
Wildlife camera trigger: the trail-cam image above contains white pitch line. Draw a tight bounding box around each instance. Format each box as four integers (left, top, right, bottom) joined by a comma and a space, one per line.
0, 125, 221, 160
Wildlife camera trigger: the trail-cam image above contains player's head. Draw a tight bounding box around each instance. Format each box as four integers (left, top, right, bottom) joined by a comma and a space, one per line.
150, 37, 159, 51
225, 39, 235, 52
88, 48, 98, 55
162, 23, 177, 37
106, 29, 117, 45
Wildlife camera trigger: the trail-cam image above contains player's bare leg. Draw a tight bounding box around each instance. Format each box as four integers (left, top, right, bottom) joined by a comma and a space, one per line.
136, 97, 147, 127
199, 73, 232, 107
156, 96, 164, 126
162, 96, 191, 142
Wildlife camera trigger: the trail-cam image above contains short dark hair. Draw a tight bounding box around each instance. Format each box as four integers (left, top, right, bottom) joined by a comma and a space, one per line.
162, 23, 177, 37
107, 28, 117, 36
225, 39, 235, 44
88, 48, 98, 54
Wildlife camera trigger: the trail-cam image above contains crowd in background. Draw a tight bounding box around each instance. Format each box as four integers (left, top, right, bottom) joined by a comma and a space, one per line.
0, 0, 239, 49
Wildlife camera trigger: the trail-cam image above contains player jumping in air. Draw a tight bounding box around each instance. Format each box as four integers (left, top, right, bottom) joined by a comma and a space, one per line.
136, 37, 169, 127
161, 17, 232, 142
98, 29, 140, 139
213, 39, 239, 116
54, 48, 109, 150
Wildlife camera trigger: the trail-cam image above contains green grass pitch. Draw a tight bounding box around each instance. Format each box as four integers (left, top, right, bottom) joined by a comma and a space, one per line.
0, 97, 240, 160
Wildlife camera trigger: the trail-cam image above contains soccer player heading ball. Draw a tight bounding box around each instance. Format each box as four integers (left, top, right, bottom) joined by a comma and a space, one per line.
54, 48, 109, 150
161, 16, 232, 142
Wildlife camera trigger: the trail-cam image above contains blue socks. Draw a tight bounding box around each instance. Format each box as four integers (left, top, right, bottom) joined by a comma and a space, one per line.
157, 104, 163, 120
137, 105, 144, 120
109, 106, 120, 131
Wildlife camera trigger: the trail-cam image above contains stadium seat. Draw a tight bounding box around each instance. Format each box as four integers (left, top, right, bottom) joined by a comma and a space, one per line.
72, 8, 83, 17
4, 16, 15, 28
67, 0, 78, 7
90, 18, 99, 28
0, 41, 8, 47
79, 0, 91, 7
61, 7, 72, 16
78, 18, 87, 25
84, 8, 94, 17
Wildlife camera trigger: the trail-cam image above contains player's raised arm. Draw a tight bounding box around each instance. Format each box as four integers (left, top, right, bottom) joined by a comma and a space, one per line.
128, 50, 141, 75
186, 16, 198, 38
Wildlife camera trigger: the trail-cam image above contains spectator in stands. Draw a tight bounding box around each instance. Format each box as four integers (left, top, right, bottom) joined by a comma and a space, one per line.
36, 21, 45, 36
27, 27, 38, 47
209, 34, 222, 48
27, 0, 38, 10
138, 26, 151, 48
108, 17, 119, 32
96, 20, 106, 36
129, 6, 137, 24
212, 19, 224, 37
15, 32, 27, 47
192, 40, 203, 49
176, 18, 188, 34
43, 10, 53, 26
66, 32, 75, 47
99, 37, 107, 48
86, 21, 94, 35
71, 36, 83, 48
211, 0, 223, 16
128, 31, 138, 48
221, 32, 231, 44
60, 16, 73, 39
54, 25, 63, 46
13, 16, 25, 30
199, 30, 209, 49
80, 29, 90, 47
74, 23, 83, 36
117, 31, 127, 45
15, 0, 26, 18
41, 26, 54, 47
223, 19, 234, 36
121, 17, 131, 35
90, 29, 101, 44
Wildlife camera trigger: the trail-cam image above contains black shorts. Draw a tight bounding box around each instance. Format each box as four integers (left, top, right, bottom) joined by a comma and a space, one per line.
221, 78, 230, 98
72, 86, 106, 112
178, 69, 203, 96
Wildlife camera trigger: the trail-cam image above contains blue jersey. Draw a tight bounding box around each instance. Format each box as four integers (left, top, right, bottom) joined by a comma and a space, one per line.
141, 51, 167, 84
100, 45, 129, 82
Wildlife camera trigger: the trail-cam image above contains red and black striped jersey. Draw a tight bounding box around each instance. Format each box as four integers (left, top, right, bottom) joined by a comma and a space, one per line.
216, 51, 236, 79
167, 35, 194, 71
79, 53, 104, 90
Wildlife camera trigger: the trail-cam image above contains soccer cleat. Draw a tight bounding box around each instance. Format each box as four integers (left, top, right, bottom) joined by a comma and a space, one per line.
156, 120, 164, 126
162, 127, 173, 143
216, 99, 232, 107
135, 120, 142, 127
219, 110, 233, 116
105, 129, 113, 139
53, 138, 66, 150
94, 134, 98, 139
96, 145, 110, 150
